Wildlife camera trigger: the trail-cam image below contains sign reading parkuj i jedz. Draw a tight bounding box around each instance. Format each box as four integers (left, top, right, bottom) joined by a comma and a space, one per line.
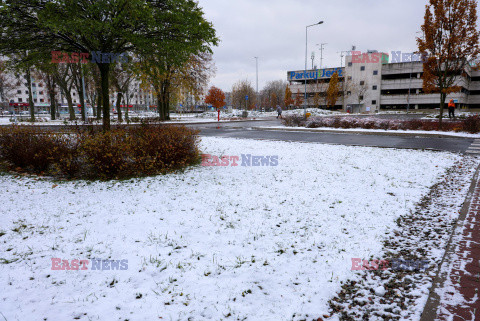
289, 68, 343, 81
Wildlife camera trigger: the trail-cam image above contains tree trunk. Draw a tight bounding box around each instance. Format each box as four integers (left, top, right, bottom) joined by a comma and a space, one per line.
125, 91, 129, 122
157, 92, 165, 120
116, 92, 123, 123
47, 75, 56, 120
65, 92, 75, 121
91, 93, 97, 118
439, 92, 446, 129
26, 68, 35, 122
98, 63, 110, 131
96, 88, 102, 120
79, 73, 86, 122
159, 79, 171, 121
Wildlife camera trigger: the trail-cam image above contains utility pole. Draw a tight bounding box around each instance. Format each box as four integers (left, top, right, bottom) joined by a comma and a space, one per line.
317, 43, 327, 69
304, 21, 324, 118
254, 56, 259, 111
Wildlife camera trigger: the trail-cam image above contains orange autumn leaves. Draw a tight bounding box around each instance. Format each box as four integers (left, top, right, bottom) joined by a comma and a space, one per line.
205, 86, 226, 110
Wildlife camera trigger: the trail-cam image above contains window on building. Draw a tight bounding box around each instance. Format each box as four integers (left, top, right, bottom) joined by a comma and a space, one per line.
360, 66, 365, 71
17, 90, 21, 94
25, 91, 28, 94
18, 98, 22, 102
360, 81, 365, 85
40, 99, 44, 103
39, 83, 43, 87
347, 76, 352, 80
373, 70, 378, 75
348, 62, 352, 67
32, 83, 36, 87
73, 92, 76, 96
34, 98, 37, 103
347, 91, 351, 95
372, 85, 377, 90
39, 91, 44, 95
359, 95, 364, 100
372, 100, 377, 105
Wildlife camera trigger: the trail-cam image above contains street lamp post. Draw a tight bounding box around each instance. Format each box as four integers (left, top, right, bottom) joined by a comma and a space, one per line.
305, 21, 323, 118
254, 56, 259, 111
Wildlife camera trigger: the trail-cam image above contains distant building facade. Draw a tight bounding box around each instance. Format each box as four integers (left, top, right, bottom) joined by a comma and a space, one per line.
288, 52, 480, 113
1, 72, 156, 114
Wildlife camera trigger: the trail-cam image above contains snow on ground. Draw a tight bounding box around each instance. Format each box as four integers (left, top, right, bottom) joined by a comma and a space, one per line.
0, 137, 461, 320
195, 108, 341, 119
258, 125, 480, 138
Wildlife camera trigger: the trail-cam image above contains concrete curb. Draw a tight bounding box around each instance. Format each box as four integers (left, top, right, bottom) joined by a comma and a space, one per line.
419, 163, 480, 321
251, 126, 478, 139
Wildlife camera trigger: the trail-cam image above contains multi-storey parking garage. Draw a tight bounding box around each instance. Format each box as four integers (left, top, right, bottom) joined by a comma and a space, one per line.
288, 52, 479, 113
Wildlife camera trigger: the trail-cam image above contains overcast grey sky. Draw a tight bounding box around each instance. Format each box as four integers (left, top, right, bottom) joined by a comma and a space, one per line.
198, 0, 428, 92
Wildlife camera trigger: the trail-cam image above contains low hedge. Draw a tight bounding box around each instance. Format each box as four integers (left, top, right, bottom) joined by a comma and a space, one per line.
0, 124, 200, 180
281, 115, 480, 134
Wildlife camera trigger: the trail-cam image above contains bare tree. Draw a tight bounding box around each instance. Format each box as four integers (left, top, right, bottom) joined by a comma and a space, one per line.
0, 59, 18, 110
261, 80, 287, 108
52, 64, 76, 121
350, 79, 369, 113
111, 63, 136, 122
232, 79, 256, 110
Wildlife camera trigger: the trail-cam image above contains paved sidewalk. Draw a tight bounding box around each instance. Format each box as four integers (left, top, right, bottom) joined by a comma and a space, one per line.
421, 165, 480, 320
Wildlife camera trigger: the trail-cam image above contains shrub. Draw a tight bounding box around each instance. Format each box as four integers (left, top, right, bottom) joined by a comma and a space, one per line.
332, 117, 342, 128
361, 119, 376, 129
127, 125, 200, 175
0, 124, 200, 180
306, 117, 327, 128
281, 115, 305, 127
373, 120, 390, 130
81, 130, 132, 179
462, 115, 480, 133
404, 119, 423, 130
0, 126, 58, 173
419, 121, 438, 131
49, 134, 83, 177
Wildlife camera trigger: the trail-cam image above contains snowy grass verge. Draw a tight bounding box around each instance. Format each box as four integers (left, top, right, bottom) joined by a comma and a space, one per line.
257, 126, 480, 138
327, 156, 479, 321
0, 137, 463, 320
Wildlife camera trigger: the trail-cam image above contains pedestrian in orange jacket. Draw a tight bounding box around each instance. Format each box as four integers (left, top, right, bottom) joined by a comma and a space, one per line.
448, 99, 456, 119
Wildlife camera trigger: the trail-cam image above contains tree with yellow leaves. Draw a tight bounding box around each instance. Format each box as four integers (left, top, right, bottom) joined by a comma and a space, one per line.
284, 85, 294, 109
326, 72, 340, 108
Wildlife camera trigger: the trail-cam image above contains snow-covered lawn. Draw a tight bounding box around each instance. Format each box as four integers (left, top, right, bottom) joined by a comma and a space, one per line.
0, 137, 461, 320
196, 108, 341, 120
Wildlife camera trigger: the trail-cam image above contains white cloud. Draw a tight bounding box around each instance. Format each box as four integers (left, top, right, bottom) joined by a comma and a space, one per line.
198, 0, 429, 92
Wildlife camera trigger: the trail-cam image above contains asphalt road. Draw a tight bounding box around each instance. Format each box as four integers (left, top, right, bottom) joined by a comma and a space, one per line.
2, 117, 475, 154
186, 119, 475, 154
